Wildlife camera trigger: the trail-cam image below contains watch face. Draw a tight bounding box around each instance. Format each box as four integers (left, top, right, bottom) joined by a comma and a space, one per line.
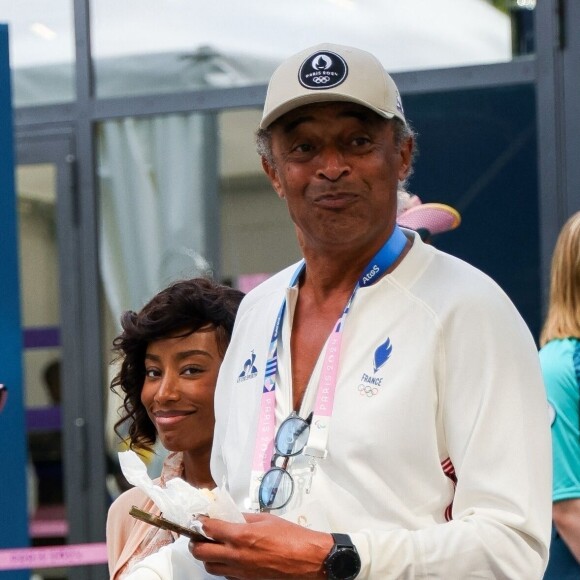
328, 547, 361, 579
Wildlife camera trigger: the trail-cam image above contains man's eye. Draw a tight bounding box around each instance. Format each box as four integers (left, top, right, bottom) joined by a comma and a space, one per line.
352, 136, 371, 147
292, 143, 313, 153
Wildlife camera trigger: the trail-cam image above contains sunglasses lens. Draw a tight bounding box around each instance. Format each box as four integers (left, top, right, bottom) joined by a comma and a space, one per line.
259, 467, 294, 510
275, 417, 310, 456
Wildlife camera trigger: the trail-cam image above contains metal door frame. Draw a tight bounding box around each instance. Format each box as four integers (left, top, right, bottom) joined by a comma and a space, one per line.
16, 128, 108, 579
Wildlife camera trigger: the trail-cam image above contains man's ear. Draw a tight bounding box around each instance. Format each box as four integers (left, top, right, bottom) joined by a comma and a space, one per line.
261, 157, 285, 199
397, 136, 414, 182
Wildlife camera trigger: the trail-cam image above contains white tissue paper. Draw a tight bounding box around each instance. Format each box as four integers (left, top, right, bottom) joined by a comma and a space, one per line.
118, 450, 245, 536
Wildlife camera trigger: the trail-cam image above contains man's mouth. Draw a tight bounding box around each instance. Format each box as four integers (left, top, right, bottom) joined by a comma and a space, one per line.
313, 192, 357, 208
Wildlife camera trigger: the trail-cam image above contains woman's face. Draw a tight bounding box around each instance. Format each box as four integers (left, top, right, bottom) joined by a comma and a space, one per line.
140, 327, 222, 455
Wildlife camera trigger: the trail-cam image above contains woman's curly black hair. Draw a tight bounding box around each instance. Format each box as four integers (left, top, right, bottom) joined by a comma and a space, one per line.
110, 277, 244, 452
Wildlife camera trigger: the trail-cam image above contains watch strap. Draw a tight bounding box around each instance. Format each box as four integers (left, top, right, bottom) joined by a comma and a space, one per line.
324, 533, 361, 580
331, 532, 354, 548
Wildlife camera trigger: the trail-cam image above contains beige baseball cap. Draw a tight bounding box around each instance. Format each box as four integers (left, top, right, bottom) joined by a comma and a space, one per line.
260, 42, 406, 129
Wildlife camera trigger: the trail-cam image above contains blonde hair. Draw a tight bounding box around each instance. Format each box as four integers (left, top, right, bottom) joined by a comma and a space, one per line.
540, 210, 580, 346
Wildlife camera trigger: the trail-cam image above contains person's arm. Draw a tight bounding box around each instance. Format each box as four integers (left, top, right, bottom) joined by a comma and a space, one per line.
541, 340, 580, 567
393, 286, 551, 578
553, 498, 580, 563
190, 513, 333, 579
107, 490, 139, 578
106, 487, 162, 580
342, 286, 552, 578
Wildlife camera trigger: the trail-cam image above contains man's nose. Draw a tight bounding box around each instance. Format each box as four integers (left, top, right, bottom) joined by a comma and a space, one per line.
316, 146, 350, 181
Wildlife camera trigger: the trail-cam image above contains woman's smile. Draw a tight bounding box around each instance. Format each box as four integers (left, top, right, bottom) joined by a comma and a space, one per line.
153, 409, 196, 427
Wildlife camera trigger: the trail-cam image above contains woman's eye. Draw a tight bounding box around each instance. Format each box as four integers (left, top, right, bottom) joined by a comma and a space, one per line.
145, 368, 160, 378
183, 366, 202, 376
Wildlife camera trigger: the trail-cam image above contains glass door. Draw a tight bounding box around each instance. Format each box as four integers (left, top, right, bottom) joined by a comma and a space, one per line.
15, 131, 108, 579
17, 155, 66, 537
16, 134, 72, 580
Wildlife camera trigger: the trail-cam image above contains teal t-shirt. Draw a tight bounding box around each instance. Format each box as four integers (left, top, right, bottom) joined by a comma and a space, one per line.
539, 338, 580, 501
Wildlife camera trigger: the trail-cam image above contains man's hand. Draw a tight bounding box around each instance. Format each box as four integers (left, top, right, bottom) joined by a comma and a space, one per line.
189, 512, 334, 579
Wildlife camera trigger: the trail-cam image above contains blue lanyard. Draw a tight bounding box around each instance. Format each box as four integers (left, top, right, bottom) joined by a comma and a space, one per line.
263, 225, 407, 392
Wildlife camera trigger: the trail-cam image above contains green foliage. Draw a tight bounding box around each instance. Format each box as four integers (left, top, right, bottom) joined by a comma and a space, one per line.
488, 0, 510, 15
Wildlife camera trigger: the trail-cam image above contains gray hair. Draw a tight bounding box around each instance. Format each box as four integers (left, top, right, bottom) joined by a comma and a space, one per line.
255, 117, 417, 187
256, 126, 275, 166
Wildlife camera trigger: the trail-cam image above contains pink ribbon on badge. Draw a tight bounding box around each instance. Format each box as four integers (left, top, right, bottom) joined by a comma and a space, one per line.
252, 387, 276, 471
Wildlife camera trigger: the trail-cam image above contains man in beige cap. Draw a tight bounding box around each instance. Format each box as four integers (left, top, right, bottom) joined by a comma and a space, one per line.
189, 43, 551, 579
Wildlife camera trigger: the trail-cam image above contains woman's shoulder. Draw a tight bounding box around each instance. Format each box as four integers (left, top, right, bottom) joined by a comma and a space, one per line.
107, 484, 158, 545
108, 485, 152, 519
540, 338, 580, 394
107, 485, 160, 579
540, 337, 579, 363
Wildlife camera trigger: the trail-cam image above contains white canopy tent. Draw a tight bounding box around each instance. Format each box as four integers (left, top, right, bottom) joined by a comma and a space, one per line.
87, 0, 511, 72
5, 0, 511, 106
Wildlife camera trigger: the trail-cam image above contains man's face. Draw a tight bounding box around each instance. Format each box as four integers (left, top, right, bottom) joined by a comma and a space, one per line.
262, 102, 413, 255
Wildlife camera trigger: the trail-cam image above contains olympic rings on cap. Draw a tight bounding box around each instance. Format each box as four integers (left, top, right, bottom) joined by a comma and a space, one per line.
312, 76, 331, 84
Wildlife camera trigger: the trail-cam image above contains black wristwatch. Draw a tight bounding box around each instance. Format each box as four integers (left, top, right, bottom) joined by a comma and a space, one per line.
323, 533, 361, 580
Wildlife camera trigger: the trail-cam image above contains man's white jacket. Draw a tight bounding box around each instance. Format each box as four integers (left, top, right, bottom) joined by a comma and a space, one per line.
212, 231, 552, 579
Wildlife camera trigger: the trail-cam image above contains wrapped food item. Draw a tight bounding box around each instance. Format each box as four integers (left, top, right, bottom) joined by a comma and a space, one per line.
118, 450, 245, 531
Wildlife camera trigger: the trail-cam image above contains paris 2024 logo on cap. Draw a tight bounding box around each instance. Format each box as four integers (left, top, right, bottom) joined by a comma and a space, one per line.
298, 50, 348, 90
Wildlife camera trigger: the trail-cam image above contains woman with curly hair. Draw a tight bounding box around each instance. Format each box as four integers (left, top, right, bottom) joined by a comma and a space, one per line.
106, 278, 244, 579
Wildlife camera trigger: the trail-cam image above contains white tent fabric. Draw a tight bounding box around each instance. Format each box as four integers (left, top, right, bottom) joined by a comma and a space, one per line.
8, 0, 512, 107
5, 0, 510, 69
98, 113, 215, 322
